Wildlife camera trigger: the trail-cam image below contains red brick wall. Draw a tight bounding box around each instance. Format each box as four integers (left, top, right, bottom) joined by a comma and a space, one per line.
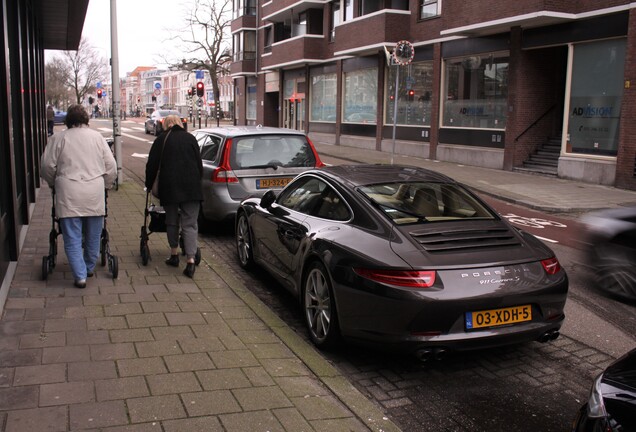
615, 8, 636, 189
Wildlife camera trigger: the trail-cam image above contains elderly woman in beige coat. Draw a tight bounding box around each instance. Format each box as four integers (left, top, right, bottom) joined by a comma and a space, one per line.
41, 104, 117, 288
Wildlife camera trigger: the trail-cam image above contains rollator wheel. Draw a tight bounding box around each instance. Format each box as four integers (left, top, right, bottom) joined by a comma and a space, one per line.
109, 255, 119, 279
141, 242, 150, 266
41, 256, 50, 281
195, 247, 201, 266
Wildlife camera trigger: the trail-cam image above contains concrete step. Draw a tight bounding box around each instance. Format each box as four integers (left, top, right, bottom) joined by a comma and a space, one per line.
518, 164, 558, 176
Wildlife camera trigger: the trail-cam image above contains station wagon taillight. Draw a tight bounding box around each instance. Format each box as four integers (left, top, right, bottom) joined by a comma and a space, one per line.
212, 138, 238, 183
306, 136, 325, 168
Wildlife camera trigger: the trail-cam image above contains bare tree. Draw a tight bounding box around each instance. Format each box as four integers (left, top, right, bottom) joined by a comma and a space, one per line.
45, 57, 72, 109
62, 38, 109, 104
169, 0, 233, 114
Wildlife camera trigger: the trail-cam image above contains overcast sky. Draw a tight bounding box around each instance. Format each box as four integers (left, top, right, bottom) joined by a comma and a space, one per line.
48, 0, 193, 77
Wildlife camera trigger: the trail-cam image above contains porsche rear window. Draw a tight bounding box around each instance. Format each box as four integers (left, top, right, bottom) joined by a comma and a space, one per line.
359, 182, 496, 224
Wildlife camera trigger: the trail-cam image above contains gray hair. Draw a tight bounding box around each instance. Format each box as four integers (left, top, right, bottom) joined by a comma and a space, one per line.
163, 114, 183, 130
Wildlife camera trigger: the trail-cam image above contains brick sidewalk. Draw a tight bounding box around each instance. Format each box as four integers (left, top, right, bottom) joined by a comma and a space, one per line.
0, 182, 400, 432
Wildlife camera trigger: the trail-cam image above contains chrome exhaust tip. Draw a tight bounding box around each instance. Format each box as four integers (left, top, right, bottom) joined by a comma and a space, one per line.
415, 348, 432, 362
434, 348, 448, 361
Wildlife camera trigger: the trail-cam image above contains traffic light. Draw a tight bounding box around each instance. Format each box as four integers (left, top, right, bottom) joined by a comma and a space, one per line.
97, 89, 103, 99
407, 89, 415, 102
187, 88, 192, 97
196, 82, 204, 97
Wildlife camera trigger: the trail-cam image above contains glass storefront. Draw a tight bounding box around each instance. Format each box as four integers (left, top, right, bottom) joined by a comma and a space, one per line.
310, 73, 337, 122
567, 39, 625, 156
385, 61, 433, 126
343, 67, 378, 123
442, 54, 508, 129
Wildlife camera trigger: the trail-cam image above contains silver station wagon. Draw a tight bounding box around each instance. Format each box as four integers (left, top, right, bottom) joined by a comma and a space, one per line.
191, 126, 324, 223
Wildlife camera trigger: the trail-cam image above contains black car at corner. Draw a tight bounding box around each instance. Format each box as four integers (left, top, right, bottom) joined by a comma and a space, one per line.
235, 164, 568, 356
573, 347, 636, 432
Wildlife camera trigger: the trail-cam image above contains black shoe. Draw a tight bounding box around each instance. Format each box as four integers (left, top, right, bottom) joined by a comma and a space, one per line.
74, 279, 87, 289
183, 262, 196, 278
165, 255, 179, 267
87, 270, 94, 277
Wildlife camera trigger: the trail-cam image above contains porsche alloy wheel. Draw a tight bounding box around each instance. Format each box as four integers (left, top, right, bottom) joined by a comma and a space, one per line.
236, 212, 254, 269
303, 262, 340, 349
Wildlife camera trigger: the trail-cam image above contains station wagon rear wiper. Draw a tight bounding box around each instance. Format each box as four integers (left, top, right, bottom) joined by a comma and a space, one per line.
242, 164, 279, 170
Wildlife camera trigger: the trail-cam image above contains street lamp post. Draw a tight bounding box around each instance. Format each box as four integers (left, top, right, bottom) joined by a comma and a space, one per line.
110, 0, 123, 186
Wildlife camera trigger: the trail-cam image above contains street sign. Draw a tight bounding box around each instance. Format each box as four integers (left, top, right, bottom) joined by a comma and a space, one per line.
154, 82, 162, 90
195, 70, 204, 79
393, 40, 415, 65
96, 81, 102, 88
154, 89, 161, 96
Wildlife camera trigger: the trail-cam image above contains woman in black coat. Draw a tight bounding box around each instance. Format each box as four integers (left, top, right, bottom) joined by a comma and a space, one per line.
145, 115, 203, 278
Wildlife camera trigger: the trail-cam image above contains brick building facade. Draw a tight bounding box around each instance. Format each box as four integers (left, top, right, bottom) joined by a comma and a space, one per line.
230, 0, 636, 190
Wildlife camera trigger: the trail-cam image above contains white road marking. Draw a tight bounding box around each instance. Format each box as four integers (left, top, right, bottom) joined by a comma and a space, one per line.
534, 235, 558, 243
132, 153, 148, 158
122, 132, 153, 143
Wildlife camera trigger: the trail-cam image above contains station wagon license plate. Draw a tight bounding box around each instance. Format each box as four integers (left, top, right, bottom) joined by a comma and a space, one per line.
465, 305, 532, 330
256, 178, 293, 189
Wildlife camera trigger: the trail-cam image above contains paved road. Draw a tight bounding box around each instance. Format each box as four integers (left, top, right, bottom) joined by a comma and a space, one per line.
103, 119, 635, 431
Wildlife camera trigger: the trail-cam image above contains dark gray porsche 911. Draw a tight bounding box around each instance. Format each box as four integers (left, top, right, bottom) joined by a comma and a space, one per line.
235, 164, 568, 357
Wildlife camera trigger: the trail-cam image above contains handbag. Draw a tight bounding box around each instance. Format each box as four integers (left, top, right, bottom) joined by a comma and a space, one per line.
151, 130, 171, 198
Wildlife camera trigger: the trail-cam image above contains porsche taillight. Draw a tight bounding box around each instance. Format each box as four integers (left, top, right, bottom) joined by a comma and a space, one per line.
354, 268, 436, 288
212, 138, 238, 183
541, 257, 561, 275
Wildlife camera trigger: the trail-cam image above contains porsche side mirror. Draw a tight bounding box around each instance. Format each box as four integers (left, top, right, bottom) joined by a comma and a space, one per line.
260, 190, 276, 209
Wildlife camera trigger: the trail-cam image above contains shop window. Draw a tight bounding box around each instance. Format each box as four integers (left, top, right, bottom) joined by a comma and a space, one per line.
385, 61, 433, 126
343, 68, 378, 123
310, 73, 337, 122
442, 54, 508, 129
567, 39, 625, 156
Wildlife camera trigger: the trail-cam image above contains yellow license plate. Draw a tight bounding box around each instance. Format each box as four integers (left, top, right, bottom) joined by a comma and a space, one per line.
256, 178, 292, 189
466, 305, 532, 330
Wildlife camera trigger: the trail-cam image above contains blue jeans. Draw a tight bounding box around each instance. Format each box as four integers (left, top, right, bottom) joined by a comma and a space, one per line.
59, 216, 103, 280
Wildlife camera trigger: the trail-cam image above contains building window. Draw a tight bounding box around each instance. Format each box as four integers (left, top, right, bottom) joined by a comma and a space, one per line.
343, 68, 378, 123
420, 0, 440, 19
246, 80, 257, 120
330, 0, 340, 42
385, 61, 434, 126
442, 54, 508, 129
567, 39, 625, 156
264, 26, 273, 53
310, 73, 337, 122
233, 0, 256, 18
233, 31, 256, 61
344, 0, 354, 21
360, 0, 382, 16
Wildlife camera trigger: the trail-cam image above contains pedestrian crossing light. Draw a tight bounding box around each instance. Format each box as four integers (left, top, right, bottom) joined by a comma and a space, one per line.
187, 88, 192, 97
97, 89, 103, 99
196, 82, 204, 97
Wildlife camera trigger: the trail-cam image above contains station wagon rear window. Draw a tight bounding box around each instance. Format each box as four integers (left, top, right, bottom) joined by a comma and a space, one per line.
231, 135, 316, 169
